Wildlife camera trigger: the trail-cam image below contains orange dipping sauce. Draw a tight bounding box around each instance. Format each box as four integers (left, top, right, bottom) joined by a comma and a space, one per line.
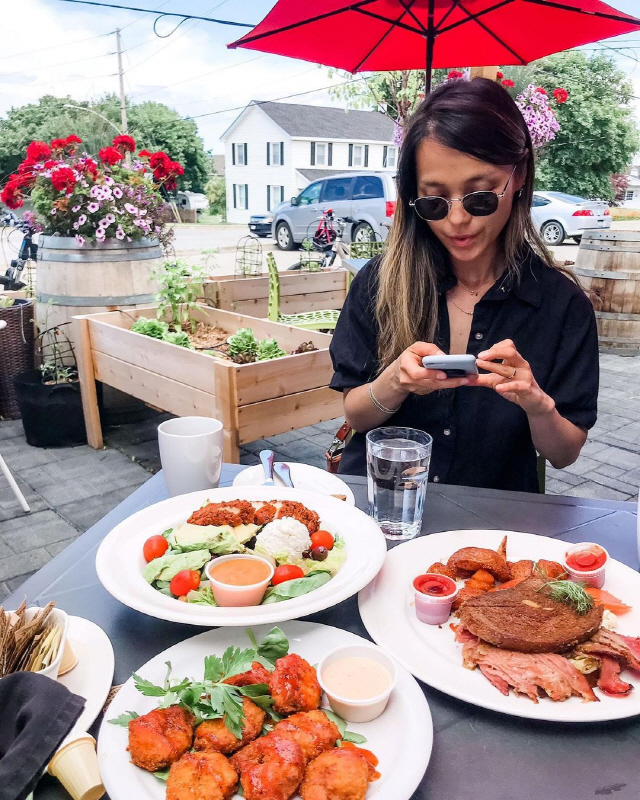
209, 557, 272, 586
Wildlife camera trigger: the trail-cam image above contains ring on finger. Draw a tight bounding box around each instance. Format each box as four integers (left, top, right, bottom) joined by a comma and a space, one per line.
505, 367, 517, 381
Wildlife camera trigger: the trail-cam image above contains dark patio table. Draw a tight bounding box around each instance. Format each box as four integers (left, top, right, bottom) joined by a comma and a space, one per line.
8, 467, 640, 800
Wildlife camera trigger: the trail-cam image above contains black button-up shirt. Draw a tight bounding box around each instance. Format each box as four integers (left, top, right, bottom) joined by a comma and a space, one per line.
330, 252, 599, 492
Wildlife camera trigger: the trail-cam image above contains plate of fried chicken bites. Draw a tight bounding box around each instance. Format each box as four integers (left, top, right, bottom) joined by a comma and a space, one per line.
98, 622, 432, 800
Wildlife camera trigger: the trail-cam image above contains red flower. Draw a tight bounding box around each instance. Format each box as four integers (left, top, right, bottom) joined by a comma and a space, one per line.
1, 179, 24, 209
98, 146, 124, 166
138, 149, 151, 158
50, 138, 68, 151
553, 87, 569, 104
50, 166, 77, 194
149, 151, 170, 169
65, 135, 82, 145
535, 87, 547, 95
496, 71, 504, 80
112, 134, 136, 153
168, 161, 184, 177
447, 69, 464, 80
501, 79, 515, 88
26, 141, 51, 162
43, 159, 60, 170
164, 176, 178, 192
79, 158, 98, 178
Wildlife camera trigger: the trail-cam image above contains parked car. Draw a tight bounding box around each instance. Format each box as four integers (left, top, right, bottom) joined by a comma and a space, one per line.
272, 172, 397, 250
248, 214, 275, 237
531, 191, 611, 245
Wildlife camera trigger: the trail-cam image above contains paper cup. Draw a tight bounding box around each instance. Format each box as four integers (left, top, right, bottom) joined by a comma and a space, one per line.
158, 416, 224, 497
58, 639, 78, 676
48, 734, 105, 800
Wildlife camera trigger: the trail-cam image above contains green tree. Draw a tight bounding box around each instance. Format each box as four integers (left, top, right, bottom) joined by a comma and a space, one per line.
527, 52, 639, 200
205, 173, 226, 219
0, 94, 208, 192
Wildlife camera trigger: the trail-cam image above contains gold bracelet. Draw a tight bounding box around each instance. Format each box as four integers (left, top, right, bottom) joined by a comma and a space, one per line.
368, 382, 401, 415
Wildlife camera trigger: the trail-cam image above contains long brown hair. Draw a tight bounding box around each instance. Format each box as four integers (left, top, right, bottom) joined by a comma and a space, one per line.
376, 77, 559, 369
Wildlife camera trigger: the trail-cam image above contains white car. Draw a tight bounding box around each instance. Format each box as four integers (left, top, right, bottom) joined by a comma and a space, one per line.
531, 191, 611, 246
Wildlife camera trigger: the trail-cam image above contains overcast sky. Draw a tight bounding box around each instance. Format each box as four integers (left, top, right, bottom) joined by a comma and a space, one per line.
2, 0, 640, 154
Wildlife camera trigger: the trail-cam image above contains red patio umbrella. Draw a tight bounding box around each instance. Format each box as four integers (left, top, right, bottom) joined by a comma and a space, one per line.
229, 0, 640, 93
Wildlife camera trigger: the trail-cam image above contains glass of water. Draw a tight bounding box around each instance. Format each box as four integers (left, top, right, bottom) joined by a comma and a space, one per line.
366, 427, 433, 541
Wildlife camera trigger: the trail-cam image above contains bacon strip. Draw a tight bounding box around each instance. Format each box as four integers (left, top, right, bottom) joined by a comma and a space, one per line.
575, 629, 640, 672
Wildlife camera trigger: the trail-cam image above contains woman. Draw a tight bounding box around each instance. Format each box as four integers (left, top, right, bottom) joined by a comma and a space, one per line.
330, 77, 598, 492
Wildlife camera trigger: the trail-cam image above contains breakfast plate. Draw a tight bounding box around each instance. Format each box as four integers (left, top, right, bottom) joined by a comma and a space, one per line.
359, 530, 640, 722
96, 486, 386, 626
233, 462, 355, 505
97, 621, 433, 800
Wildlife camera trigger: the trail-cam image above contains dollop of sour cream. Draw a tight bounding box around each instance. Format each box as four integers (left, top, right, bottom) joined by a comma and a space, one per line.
321, 657, 392, 701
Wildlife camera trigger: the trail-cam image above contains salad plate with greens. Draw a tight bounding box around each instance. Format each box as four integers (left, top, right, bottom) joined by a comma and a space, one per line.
97, 621, 433, 800
96, 487, 387, 626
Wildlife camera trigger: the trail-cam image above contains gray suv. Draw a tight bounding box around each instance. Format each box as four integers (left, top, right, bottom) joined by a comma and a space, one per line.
272, 171, 396, 250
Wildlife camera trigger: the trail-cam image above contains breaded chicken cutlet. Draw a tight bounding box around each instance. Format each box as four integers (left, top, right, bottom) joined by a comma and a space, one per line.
128, 706, 195, 772
166, 751, 238, 800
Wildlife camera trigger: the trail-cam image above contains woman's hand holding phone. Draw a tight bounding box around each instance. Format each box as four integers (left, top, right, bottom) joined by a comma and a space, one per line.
393, 342, 472, 396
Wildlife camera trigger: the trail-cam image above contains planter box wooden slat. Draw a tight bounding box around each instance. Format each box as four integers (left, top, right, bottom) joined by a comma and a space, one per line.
204, 269, 348, 318
74, 304, 341, 463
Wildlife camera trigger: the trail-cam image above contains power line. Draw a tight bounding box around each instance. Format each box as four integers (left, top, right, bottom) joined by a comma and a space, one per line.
0, 50, 116, 80
0, 30, 113, 62
55, 0, 254, 28
181, 79, 361, 121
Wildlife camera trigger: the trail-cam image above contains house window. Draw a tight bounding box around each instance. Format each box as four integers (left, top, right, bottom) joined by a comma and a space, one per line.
626, 190, 634, 201
267, 185, 285, 211
384, 146, 397, 168
268, 142, 284, 166
310, 142, 332, 167
349, 144, 369, 168
233, 184, 248, 209
233, 143, 247, 166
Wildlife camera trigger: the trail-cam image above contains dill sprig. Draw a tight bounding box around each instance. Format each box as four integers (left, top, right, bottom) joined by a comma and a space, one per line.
540, 580, 594, 615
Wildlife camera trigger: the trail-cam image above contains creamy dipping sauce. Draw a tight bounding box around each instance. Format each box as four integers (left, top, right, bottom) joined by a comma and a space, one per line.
209, 557, 271, 586
322, 657, 392, 700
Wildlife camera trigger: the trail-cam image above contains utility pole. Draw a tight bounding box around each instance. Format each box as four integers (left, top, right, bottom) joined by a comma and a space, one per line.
115, 28, 128, 134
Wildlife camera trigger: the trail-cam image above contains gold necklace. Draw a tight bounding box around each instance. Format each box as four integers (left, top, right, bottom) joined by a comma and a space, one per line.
447, 296, 474, 317
456, 277, 481, 296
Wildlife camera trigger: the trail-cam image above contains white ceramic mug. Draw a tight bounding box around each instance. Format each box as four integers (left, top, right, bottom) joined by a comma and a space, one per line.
158, 416, 224, 497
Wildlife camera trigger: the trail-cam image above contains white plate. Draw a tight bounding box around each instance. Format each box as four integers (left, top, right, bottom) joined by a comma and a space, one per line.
57, 616, 115, 736
97, 621, 432, 800
96, 486, 386, 627
233, 463, 355, 505
359, 530, 640, 722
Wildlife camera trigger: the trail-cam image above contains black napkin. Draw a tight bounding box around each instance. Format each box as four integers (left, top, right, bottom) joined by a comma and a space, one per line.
0, 672, 85, 800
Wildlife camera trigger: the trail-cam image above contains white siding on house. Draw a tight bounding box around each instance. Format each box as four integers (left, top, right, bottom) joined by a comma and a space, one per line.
224, 105, 297, 224
292, 139, 395, 172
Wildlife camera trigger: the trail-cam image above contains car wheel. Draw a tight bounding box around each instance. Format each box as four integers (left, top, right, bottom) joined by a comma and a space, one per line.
276, 222, 295, 251
352, 222, 375, 243
572, 236, 582, 244
541, 220, 565, 246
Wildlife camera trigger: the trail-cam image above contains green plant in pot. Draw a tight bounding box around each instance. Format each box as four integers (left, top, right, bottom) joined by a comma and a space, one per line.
13, 323, 89, 448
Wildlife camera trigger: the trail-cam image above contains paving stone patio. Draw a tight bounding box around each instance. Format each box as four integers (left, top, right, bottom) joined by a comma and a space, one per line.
1, 350, 639, 602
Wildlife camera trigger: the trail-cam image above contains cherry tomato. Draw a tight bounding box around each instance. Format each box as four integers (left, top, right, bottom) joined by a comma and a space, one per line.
310, 530, 334, 550
170, 569, 201, 597
143, 535, 169, 562
272, 565, 305, 586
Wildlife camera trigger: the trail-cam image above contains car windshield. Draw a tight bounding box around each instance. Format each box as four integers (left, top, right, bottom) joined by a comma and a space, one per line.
545, 191, 589, 205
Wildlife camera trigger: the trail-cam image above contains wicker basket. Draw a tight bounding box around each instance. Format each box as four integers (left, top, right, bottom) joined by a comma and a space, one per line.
0, 299, 35, 419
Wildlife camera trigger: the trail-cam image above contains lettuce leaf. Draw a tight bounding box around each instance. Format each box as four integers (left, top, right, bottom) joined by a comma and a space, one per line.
170, 523, 247, 554
261, 571, 331, 604
186, 581, 218, 605
143, 550, 211, 583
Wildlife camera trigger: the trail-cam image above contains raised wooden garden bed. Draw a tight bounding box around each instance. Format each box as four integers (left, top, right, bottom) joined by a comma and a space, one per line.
74, 304, 342, 462
203, 269, 349, 318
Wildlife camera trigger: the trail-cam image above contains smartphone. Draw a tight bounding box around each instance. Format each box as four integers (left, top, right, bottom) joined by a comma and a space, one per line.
421, 354, 478, 378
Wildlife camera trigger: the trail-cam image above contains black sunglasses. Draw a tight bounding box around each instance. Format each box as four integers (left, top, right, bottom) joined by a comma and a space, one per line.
410, 165, 518, 222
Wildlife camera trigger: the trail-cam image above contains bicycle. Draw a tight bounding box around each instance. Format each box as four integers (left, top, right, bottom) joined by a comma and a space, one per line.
287, 210, 352, 271
0, 218, 38, 291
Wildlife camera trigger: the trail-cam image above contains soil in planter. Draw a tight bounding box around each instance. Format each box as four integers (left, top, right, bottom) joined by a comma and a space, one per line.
184, 322, 318, 362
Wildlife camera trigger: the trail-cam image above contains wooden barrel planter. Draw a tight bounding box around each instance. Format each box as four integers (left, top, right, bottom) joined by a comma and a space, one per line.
36, 236, 161, 350
574, 230, 640, 355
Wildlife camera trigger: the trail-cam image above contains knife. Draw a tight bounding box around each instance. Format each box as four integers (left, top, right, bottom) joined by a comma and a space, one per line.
274, 462, 294, 488
259, 449, 275, 486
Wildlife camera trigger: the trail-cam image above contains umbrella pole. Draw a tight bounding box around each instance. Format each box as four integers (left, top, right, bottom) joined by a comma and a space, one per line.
425, 0, 435, 94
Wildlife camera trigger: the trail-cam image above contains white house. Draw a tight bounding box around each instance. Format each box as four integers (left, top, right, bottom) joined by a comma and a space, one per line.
621, 164, 640, 210
220, 101, 397, 224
